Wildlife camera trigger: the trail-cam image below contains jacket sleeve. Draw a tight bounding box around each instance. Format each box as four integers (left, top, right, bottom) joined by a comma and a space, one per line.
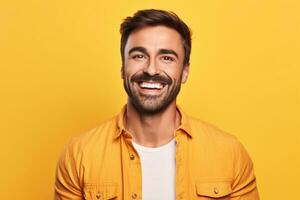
54, 140, 83, 200
230, 140, 260, 200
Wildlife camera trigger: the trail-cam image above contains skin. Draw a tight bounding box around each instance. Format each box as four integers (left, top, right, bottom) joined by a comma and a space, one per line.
122, 25, 189, 147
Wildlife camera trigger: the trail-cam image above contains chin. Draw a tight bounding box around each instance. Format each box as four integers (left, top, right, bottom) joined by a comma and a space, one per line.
132, 98, 174, 115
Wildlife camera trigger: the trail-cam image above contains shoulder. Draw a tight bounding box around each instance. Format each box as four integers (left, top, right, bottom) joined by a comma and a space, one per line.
186, 116, 256, 183
186, 116, 249, 159
188, 116, 237, 143
63, 115, 119, 157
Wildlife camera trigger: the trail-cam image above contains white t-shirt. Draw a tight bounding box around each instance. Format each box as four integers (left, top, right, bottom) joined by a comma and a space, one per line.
132, 139, 176, 200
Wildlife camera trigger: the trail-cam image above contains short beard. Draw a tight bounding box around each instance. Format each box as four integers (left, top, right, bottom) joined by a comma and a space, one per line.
123, 75, 182, 115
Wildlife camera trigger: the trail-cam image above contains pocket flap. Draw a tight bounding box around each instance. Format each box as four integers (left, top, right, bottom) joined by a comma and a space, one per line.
83, 183, 118, 200
196, 181, 232, 198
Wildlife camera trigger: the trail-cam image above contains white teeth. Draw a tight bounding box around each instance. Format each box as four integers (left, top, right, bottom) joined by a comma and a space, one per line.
139, 82, 163, 89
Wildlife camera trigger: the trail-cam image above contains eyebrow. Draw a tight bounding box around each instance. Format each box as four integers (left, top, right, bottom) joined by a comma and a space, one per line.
128, 47, 149, 57
128, 46, 178, 59
158, 49, 178, 59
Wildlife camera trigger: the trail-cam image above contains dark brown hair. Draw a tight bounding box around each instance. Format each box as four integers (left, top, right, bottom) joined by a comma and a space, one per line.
120, 9, 192, 66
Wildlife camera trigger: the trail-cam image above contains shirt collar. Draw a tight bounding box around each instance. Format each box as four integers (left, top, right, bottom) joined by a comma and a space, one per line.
114, 105, 127, 139
176, 106, 193, 137
114, 105, 193, 140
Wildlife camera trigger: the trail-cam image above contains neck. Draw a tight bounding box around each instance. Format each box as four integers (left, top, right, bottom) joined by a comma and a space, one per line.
124, 101, 180, 147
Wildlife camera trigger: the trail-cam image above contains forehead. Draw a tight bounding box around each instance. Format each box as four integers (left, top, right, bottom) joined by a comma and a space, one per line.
125, 25, 184, 55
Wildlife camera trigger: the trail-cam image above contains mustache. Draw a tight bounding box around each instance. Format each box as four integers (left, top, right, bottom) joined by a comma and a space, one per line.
131, 73, 172, 85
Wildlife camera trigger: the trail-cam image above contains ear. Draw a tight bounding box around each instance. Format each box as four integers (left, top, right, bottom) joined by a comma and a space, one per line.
181, 63, 190, 83
121, 65, 125, 79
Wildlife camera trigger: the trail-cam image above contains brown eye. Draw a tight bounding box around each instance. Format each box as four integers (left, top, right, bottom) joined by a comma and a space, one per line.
162, 56, 175, 62
132, 54, 145, 60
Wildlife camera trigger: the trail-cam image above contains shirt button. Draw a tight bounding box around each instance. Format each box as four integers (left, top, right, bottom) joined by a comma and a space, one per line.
130, 154, 135, 160
214, 187, 219, 194
96, 192, 101, 199
132, 193, 137, 199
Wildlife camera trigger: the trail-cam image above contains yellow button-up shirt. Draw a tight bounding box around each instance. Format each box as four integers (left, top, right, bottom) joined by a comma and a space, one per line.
54, 106, 259, 200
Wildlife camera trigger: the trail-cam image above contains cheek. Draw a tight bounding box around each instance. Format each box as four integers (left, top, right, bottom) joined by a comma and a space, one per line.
163, 67, 183, 81
124, 60, 146, 75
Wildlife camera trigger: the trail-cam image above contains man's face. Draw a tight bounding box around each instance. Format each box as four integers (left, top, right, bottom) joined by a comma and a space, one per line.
122, 25, 189, 114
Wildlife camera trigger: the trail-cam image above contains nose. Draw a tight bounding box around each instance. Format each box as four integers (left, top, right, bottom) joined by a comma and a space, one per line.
143, 58, 160, 76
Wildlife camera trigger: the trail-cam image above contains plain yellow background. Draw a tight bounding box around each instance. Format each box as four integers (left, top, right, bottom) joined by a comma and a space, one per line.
1, 0, 299, 199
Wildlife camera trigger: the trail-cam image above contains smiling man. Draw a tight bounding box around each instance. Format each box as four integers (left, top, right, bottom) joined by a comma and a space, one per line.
54, 9, 259, 200
122, 25, 188, 118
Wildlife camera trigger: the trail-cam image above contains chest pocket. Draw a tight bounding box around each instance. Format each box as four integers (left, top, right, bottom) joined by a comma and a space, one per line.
196, 181, 232, 199
83, 183, 118, 200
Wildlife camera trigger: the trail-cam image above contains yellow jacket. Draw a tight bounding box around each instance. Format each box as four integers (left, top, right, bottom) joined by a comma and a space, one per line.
54, 106, 259, 200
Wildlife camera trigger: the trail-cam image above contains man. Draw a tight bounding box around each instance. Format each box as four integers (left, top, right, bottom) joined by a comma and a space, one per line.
54, 9, 259, 200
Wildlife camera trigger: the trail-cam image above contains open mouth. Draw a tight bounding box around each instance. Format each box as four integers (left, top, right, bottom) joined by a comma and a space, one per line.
138, 81, 166, 90
135, 81, 167, 95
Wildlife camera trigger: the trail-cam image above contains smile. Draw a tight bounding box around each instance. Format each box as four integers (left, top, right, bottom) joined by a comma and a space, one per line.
138, 81, 165, 90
